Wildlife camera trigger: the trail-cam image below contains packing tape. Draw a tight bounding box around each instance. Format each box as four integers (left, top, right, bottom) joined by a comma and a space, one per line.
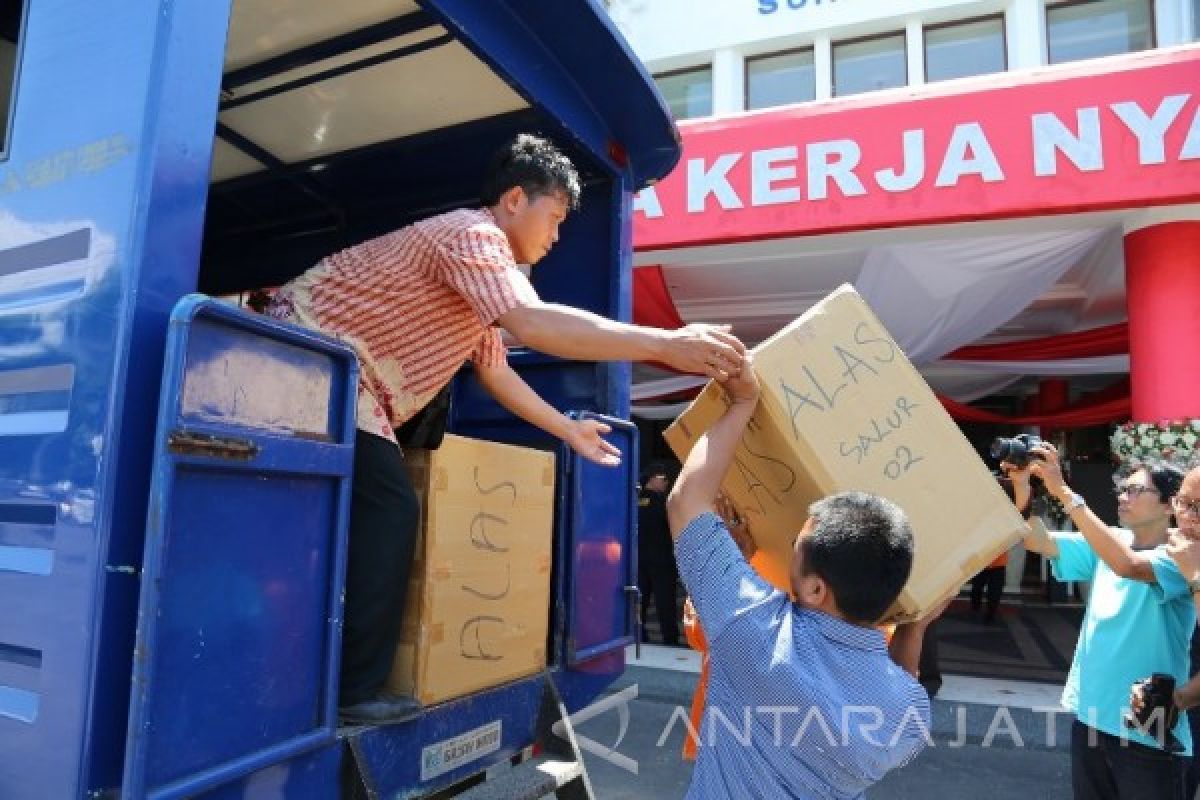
428, 623, 444, 644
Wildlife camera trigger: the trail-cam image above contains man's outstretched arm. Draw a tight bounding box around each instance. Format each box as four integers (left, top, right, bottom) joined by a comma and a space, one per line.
475, 360, 620, 467
666, 359, 760, 539
498, 302, 746, 381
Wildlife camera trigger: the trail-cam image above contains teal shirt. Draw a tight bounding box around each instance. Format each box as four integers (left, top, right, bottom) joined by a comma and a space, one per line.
1050, 531, 1196, 755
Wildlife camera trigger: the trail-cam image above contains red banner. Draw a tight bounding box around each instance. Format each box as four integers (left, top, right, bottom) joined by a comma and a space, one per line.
634, 48, 1200, 251
946, 322, 1129, 361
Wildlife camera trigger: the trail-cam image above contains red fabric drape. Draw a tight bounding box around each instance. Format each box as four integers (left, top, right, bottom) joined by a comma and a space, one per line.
633, 265, 685, 329
938, 378, 1131, 427
946, 322, 1128, 361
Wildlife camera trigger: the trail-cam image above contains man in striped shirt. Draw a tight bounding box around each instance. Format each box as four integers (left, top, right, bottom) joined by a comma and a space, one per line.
267, 134, 747, 722
666, 357, 941, 798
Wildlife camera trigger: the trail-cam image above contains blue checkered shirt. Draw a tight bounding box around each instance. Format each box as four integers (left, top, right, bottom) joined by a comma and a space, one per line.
675, 512, 931, 799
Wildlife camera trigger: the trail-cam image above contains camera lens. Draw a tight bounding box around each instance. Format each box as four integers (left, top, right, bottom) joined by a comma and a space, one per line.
990, 436, 1030, 467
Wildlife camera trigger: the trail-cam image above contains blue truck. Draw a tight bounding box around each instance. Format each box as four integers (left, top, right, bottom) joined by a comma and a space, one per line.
0, 2, 681, 797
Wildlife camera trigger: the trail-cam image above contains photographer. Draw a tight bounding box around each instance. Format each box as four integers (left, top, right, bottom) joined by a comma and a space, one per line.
1003, 443, 1190, 799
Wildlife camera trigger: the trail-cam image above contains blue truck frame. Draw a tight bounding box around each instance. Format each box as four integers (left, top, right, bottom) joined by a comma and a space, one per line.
0, 2, 680, 797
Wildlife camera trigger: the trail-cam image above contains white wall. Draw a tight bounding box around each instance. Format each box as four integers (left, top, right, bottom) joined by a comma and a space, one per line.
610, 0, 1006, 68
607, 0, 1195, 118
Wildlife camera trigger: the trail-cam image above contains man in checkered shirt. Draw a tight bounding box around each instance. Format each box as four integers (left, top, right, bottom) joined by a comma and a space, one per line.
267, 134, 748, 722
666, 355, 943, 799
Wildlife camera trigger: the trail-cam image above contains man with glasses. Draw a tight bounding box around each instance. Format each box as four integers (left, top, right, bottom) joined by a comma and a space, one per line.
1005, 448, 1190, 799
1132, 465, 1200, 799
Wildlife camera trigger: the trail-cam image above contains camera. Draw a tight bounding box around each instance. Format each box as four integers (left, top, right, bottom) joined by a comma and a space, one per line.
989, 433, 1045, 468
1124, 673, 1184, 753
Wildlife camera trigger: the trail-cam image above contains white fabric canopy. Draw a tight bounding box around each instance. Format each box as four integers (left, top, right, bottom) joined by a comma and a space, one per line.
631, 374, 707, 402
854, 228, 1108, 365
920, 373, 1022, 404
631, 353, 1126, 416
632, 226, 1127, 416
938, 355, 1129, 375
631, 401, 695, 419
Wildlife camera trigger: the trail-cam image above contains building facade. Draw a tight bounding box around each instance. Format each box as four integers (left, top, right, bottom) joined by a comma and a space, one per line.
611, 0, 1198, 119
613, 1, 1200, 608
612, 0, 1200, 434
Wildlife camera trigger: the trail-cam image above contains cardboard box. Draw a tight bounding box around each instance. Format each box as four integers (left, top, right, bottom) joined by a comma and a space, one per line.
385, 434, 555, 705
664, 285, 1024, 623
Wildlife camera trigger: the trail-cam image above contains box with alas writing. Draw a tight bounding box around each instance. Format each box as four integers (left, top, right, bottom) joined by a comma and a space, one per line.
385, 434, 555, 704
664, 284, 1024, 622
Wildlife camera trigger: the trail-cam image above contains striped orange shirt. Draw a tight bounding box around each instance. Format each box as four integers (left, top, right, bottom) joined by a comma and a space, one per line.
266, 208, 539, 442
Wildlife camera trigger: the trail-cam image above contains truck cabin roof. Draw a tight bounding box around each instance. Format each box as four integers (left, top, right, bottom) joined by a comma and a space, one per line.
199, 0, 680, 296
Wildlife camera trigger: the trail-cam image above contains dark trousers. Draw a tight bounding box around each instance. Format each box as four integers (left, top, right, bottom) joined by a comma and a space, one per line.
918, 619, 942, 698
639, 557, 680, 645
970, 566, 1006, 620
1186, 626, 1200, 799
339, 431, 420, 706
1070, 720, 1184, 800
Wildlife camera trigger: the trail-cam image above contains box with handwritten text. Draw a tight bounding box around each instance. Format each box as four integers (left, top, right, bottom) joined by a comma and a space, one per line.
385, 434, 556, 705
664, 285, 1024, 623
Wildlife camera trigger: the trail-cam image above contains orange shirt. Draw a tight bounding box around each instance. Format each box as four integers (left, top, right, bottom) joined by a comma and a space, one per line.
682, 600, 708, 762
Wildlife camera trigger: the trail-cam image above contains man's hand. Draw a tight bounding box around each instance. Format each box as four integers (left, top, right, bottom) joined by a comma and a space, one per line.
564, 418, 621, 467
1166, 531, 1200, 583
718, 354, 760, 406
1000, 460, 1034, 513
716, 493, 757, 559
1028, 444, 1068, 496
658, 324, 747, 381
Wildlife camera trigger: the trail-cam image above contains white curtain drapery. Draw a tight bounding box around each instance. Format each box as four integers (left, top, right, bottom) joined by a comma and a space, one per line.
854, 229, 1108, 365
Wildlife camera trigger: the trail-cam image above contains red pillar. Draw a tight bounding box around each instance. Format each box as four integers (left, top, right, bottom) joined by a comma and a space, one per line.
1124, 221, 1200, 422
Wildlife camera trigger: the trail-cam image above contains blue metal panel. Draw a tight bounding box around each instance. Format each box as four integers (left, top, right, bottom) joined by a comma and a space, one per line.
561, 413, 638, 665
121, 297, 357, 800
0, 3, 233, 798
348, 673, 545, 798
189, 743, 343, 800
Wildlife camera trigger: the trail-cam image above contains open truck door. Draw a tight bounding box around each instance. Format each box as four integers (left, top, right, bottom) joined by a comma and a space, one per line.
120, 297, 358, 799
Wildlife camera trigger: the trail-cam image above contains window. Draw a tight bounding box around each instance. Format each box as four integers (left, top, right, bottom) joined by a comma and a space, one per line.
1193, 0, 1200, 41
654, 66, 713, 120
1046, 0, 1153, 65
833, 32, 906, 98
925, 15, 1007, 83
746, 48, 815, 110
0, 1, 24, 157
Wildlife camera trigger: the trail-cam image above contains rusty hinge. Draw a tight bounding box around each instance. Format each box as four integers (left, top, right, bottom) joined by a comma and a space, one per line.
167, 431, 260, 461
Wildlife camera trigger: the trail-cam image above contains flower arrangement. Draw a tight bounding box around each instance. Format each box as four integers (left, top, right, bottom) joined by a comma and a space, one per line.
1110, 419, 1200, 469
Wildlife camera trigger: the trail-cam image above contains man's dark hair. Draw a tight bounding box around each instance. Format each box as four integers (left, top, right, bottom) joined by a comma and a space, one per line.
1130, 462, 1185, 503
800, 492, 914, 624
481, 134, 581, 209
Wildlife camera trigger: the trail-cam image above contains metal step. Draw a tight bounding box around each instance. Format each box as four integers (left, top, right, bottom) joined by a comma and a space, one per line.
453, 756, 585, 800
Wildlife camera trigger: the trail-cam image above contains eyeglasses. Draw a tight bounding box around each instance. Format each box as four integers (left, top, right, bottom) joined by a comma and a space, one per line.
1114, 484, 1158, 499
1172, 495, 1200, 516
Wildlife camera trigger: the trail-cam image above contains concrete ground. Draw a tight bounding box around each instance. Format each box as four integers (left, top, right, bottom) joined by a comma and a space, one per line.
577, 658, 1074, 799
